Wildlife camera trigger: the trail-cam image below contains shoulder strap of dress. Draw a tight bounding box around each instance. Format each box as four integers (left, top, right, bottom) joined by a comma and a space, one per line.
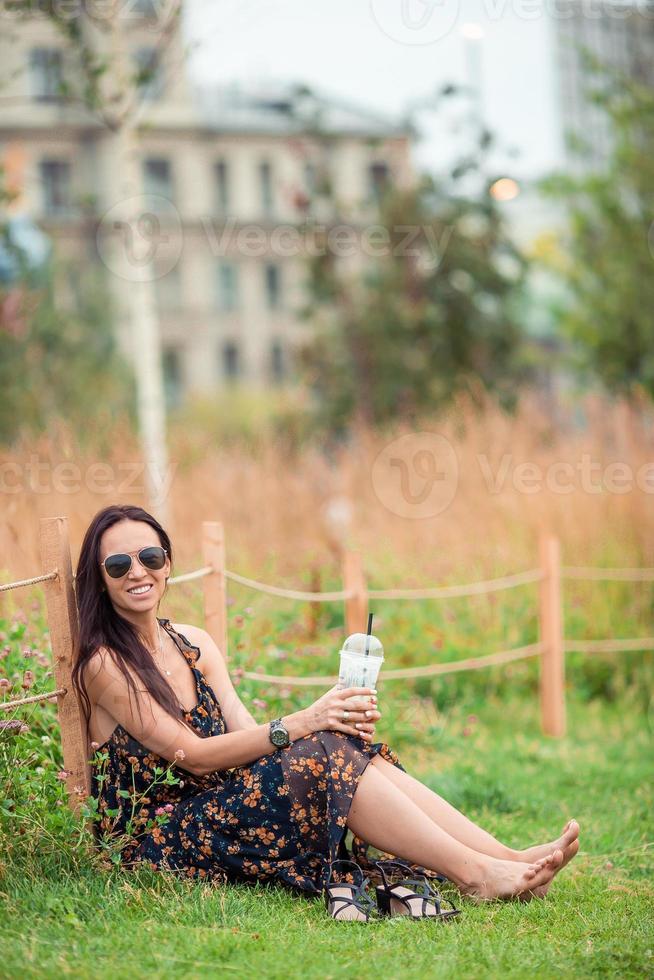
158, 618, 201, 665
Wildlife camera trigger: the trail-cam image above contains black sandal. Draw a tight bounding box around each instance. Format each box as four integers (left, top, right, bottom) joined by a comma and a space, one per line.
374, 860, 461, 921
324, 859, 375, 922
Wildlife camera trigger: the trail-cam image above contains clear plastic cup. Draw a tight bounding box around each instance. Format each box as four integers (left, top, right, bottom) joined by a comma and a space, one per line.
338, 632, 384, 704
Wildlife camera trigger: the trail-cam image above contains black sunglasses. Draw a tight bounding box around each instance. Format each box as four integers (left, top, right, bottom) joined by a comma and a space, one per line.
100, 546, 168, 579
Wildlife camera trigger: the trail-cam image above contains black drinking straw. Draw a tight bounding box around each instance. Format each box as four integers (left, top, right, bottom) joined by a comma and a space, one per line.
365, 612, 373, 656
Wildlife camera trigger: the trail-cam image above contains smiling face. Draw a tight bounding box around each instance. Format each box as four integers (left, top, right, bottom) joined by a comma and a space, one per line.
99, 519, 171, 619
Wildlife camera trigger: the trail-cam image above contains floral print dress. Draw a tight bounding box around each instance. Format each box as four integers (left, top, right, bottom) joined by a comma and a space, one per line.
93, 618, 425, 895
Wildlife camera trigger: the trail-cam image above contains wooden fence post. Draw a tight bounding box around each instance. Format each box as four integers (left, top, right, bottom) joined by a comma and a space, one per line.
305, 565, 321, 639
202, 521, 228, 660
40, 517, 91, 810
538, 533, 566, 737
343, 551, 368, 635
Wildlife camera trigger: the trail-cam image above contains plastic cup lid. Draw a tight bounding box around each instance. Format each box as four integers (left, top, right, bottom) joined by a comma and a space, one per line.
341, 633, 384, 657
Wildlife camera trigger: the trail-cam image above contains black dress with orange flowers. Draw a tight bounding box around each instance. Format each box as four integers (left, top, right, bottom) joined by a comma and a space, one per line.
92, 618, 422, 894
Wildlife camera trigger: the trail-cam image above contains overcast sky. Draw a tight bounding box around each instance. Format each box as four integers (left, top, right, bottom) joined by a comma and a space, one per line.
184, 0, 565, 179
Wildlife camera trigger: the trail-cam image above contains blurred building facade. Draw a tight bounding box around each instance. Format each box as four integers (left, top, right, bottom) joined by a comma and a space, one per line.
0, 4, 413, 403
552, 0, 654, 171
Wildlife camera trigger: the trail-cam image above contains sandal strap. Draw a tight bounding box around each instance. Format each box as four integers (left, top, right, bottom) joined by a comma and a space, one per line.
325, 859, 374, 918
375, 860, 440, 895
326, 886, 374, 918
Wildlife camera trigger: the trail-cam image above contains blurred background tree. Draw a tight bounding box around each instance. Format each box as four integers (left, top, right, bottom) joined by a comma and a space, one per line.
299, 112, 533, 434
539, 61, 654, 403
0, 175, 133, 443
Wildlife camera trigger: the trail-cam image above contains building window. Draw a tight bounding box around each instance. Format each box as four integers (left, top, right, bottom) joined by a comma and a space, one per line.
143, 158, 173, 203
134, 47, 164, 101
29, 48, 63, 102
216, 262, 239, 311
39, 159, 71, 216
162, 347, 182, 409
264, 263, 281, 311
368, 161, 390, 204
222, 340, 240, 380
214, 160, 229, 213
270, 340, 286, 383
259, 160, 274, 215
131, 0, 160, 17
304, 161, 317, 197
154, 264, 182, 310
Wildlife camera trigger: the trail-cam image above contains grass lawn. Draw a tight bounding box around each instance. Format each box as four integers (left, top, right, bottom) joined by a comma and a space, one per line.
1, 689, 652, 979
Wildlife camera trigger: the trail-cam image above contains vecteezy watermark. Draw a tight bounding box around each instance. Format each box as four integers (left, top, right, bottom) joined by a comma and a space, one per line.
202, 218, 453, 272
1, 0, 178, 30
96, 195, 183, 283
371, 432, 459, 519
0, 457, 177, 507
369, 0, 462, 46
369, 0, 654, 46
371, 436, 654, 519
477, 453, 654, 495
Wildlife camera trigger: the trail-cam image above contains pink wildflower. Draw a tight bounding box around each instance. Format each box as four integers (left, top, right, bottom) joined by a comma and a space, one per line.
22, 670, 35, 690
56, 770, 69, 782
91, 741, 100, 750
252, 698, 268, 710
0, 678, 10, 691
164, 803, 174, 813
155, 806, 166, 816
174, 748, 186, 761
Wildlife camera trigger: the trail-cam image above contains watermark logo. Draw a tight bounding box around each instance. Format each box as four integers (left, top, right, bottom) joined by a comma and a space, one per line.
96, 195, 182, 283
371, 432, 459, 519
368, 0, 653, 46
369, 0, 461, 45
0, 457, 177, 509
202, 217, 452, 270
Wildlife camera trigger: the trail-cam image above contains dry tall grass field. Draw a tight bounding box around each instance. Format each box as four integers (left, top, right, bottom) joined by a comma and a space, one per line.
1, 389, 653, 590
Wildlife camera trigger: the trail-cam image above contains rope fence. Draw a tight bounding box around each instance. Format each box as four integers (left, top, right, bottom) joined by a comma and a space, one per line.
0, 688, 66, 711
243, 642, 543, 686
1, 516, 652, 810
562, 566, 654, 582
223, 569, 352, 603
0, 570, 58, 593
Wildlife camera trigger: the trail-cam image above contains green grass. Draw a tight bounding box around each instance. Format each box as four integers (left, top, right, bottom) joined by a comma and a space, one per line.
1, 696, 652, 978
0, 603, 653, 978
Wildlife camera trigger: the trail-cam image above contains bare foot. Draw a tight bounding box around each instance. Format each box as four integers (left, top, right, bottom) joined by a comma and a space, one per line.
519, 820, 580, 866
527, 839, 580, 899
462, 850, 563, 901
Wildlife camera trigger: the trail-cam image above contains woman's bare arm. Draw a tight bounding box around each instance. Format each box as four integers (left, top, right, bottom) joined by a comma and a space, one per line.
84, 650, 378, 777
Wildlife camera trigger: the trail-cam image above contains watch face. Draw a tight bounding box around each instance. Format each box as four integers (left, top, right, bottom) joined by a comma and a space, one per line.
270, 726, 289, 746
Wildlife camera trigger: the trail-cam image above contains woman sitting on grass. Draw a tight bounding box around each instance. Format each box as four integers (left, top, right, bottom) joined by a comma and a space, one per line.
73, 504, 579, 919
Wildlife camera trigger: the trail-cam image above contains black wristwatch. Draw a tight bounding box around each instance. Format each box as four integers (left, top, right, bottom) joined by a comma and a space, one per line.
269, 717, 290, 748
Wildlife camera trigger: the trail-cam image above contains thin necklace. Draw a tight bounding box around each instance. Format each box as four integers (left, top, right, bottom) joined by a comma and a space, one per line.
152, 620, 172, 677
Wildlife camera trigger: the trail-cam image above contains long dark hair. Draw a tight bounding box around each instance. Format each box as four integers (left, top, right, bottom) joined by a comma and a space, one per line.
72, 504, 186, 728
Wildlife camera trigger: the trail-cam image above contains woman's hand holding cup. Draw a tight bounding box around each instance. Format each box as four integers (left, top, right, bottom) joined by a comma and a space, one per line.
304, 685, 381, 742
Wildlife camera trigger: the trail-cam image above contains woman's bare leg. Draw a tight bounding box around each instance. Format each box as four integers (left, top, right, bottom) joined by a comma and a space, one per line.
369, 755, 579, 865
347, 761, 563, 900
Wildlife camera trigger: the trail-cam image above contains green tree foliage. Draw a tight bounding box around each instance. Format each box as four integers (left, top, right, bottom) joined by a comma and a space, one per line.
0, 252, 134, 444
299, 175, 530, 432
539, 62, 654, 400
